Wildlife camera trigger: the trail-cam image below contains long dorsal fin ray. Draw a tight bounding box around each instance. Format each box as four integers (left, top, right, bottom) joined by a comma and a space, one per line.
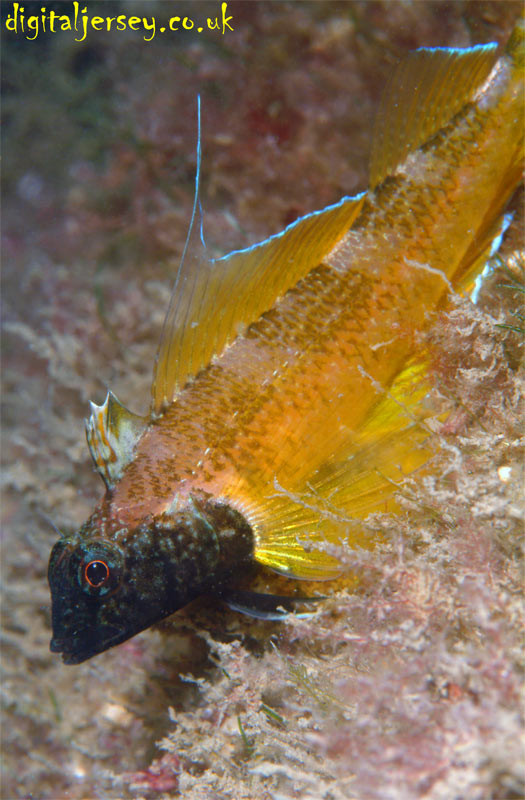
86, 391, 147, 489
370, 43, 498, 189
151, 193, 365, 415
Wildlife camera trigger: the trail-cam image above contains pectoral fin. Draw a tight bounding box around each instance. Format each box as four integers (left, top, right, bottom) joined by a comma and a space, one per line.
253, 358, 435, 580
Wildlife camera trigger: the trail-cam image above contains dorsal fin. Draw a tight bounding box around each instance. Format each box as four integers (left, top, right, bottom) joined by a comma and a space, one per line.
86, 391, 146, 489
369, 42, 498, 189
151, 192, 365, 415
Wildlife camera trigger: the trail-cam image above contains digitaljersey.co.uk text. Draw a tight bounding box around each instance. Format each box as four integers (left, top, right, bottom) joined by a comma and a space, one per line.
4, 1, 234, 42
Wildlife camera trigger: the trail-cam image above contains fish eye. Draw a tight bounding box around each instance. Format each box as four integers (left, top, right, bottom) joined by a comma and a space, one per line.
76, 543, 123, 596
85, 560, 110, 588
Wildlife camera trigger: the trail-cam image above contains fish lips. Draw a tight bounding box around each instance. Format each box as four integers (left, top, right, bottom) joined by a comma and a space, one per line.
50, 623, 127, 664
49, 582, 129, 664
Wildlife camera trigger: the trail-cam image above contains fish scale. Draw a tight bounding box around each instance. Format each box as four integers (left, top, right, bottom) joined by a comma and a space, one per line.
48, 24, 524, 663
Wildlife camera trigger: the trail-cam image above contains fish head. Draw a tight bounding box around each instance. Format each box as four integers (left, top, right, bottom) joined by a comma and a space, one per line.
48, 533, 136, 664
48, 523, 182, 665
48, 499, 255, 664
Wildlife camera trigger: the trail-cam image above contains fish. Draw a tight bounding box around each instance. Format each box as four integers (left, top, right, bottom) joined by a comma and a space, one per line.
48, 23, 524, 664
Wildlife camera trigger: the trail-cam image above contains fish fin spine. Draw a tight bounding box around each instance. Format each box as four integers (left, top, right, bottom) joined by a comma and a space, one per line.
85, 391, 146, 489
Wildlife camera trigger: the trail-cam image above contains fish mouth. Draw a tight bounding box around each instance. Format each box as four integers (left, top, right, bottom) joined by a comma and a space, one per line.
50, 638, 94, 665
50, 626, 126, 665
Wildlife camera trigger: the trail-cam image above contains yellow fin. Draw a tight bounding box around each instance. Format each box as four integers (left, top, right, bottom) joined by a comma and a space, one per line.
86, 391, 146, 489
457, 213, 513, 299
151, 193, 365, 415
369, 43, 498, 189
253, 360, 434, 580
309, 360, 432, 511
506, 17, 525, 68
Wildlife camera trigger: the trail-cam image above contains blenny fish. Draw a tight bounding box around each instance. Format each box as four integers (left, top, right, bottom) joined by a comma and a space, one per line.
49, 25, 524, 664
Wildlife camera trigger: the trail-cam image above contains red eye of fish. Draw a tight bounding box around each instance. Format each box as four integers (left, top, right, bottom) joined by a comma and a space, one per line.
84, 560, 110, 588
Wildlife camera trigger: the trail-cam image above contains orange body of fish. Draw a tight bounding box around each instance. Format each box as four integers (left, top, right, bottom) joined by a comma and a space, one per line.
48, 23, 524, 663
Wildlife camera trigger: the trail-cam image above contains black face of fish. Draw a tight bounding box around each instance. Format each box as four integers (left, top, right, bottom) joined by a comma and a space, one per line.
48, 530, 212, 665
49, 535, 193, 665
48, 504, 255, 664
49, 537, 133, 664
